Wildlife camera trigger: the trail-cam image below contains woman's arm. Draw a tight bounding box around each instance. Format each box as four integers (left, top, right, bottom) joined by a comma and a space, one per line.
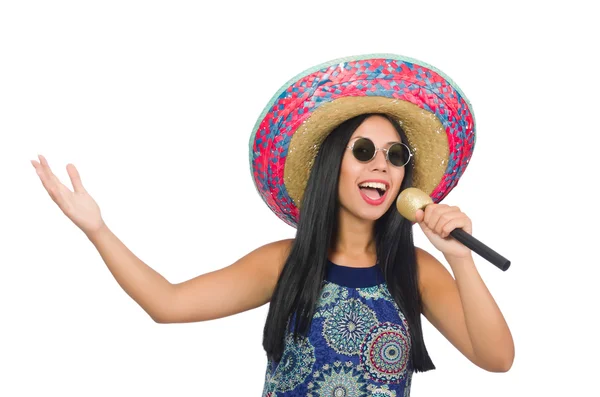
88, 225, 291, 324
417, 247, 515, 372
86, 224, 175, 322
32, 154, 291, 325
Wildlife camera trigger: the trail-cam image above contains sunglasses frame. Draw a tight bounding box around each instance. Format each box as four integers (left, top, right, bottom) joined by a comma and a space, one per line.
346, 137, 413, 167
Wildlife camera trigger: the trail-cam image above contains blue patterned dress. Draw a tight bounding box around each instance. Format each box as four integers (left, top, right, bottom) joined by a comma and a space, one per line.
262, 260, 413, 397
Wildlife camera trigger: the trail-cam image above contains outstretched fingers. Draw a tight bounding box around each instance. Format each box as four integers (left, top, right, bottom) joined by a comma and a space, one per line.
32, 155, 73, 204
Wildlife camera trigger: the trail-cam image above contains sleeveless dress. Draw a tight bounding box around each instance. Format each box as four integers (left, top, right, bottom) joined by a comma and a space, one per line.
262, 260, 413, 397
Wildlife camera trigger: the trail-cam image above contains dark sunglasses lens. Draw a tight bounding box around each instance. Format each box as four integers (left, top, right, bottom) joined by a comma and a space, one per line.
352, 138, 375, 162
388, 143, 410, 166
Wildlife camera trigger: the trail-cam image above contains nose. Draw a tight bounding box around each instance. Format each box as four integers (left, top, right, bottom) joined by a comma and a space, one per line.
369, 149, 388, 172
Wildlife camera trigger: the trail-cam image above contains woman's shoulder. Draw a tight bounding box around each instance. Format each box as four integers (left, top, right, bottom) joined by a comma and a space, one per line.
258, 238, 294, 279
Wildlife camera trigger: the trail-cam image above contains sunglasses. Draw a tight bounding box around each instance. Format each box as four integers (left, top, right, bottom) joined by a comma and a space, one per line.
347, 137, 412, 167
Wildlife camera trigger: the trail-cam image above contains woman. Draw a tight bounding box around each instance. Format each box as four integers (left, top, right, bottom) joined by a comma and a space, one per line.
32, 54, 514, 396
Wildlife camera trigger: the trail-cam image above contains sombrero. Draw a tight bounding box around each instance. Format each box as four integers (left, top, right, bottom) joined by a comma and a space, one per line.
248, 53, 476, 228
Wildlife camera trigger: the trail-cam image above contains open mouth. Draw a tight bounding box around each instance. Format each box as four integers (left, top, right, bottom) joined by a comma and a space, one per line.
358, 181, 388, 203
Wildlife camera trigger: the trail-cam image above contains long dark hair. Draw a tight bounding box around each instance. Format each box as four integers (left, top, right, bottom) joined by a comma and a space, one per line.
262, 113, 435, 372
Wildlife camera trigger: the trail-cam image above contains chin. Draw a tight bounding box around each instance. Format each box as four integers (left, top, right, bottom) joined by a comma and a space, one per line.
356, 206, 391, 222
340, 196, 394, 222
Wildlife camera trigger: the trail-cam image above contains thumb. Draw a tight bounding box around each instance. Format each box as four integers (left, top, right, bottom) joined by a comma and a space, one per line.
414, 209, 424, 223
66, 163, 86, 193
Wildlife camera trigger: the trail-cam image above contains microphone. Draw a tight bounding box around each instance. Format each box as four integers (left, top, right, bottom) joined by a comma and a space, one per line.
396, 188, 511, 271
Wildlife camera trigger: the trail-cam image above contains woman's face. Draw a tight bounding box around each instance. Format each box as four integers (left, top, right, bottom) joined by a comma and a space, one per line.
337, 115, 407, 223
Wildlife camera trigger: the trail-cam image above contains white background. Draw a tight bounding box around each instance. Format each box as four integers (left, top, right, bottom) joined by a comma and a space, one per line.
1, 0, 598, 396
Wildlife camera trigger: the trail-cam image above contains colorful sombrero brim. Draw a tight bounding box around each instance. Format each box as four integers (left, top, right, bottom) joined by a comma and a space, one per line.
249, 53, 476, 228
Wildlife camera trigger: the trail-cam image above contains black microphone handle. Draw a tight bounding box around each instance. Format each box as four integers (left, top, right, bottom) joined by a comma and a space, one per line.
449, 228, 511, 271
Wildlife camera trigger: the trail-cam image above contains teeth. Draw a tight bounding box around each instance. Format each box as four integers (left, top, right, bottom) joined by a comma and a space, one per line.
359, 182, 387, 191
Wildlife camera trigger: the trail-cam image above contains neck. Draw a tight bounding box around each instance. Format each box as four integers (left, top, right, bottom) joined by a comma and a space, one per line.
329, 208, 377, 267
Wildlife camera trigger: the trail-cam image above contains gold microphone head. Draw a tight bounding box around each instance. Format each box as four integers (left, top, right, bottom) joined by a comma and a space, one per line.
396, 187, 434, 222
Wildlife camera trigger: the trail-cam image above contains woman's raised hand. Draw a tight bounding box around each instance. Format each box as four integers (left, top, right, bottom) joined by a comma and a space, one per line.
32, 155, 105, 235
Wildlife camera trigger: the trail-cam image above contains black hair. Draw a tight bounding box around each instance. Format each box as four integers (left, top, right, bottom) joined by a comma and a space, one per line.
262, 113, 435, 372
